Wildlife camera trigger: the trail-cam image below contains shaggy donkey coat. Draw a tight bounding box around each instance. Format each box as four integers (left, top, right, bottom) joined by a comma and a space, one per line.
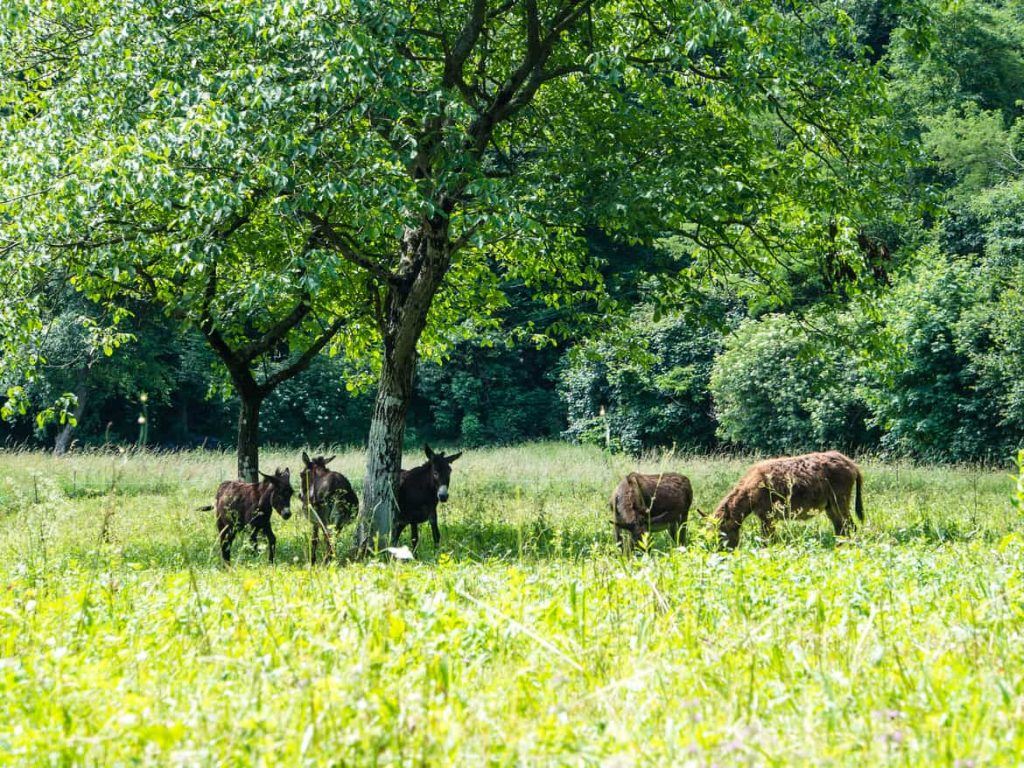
611, 472, 693, 550
207, 468, 294, 563
713, 451, 863, 548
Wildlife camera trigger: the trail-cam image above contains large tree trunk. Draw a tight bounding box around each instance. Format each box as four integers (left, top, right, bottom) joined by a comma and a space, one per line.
236, 394, 262, 482
358, 222, 450, 550
359, 343, 417, 550
53, 379, 89, 456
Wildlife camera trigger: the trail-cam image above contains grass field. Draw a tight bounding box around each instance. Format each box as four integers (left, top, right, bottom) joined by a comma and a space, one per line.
1, 443, 1022, 766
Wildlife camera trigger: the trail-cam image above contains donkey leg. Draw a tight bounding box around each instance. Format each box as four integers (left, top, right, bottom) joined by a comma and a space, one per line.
410, 524, 420, 551
391, 522, 407, 546
220, 527, 236, 564
826, 501, 852, 538
759, 515, 776, 540
311, 521, 320, 565
615, 526, 631, 555
265, 525, 277, 564
838, 491, 856, 530
669, 519, 686, 547
429, 512, 441, 546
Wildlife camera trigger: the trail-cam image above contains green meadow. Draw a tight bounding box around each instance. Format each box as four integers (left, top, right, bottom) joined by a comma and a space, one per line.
1, 444, 1022, 766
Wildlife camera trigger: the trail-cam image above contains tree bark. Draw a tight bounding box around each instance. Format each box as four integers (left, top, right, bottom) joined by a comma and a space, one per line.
236, 394, 262, 482
358, 222, 451, 550
359, 345, 417, 550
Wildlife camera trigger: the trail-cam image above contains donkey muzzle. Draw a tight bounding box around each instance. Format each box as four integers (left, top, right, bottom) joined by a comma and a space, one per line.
281, 507, 293, 520
437, 485, 449, 502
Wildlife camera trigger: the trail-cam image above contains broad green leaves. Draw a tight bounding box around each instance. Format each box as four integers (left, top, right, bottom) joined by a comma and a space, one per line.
1, 0, 921, 406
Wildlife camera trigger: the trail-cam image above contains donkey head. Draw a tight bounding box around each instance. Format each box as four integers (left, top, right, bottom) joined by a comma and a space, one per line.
711, 496, 741, 549
300, 451, 335, 499
260, 467, 294, 519
424, 444, 462, 502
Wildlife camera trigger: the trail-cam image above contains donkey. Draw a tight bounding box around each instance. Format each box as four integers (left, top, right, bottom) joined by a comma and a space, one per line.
712, 450, 864, 548
300, 451, 359, 563
202, 468, 294, 563
392, 445, 462, 550
611, 471, 693, 552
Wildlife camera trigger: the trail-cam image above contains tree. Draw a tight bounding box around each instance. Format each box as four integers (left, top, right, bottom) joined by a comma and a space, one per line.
866, 0, 1024, 463
2, 0, 921, 543
0, 2, 359, 480
28, 289, 174, 455
318, 0, 920, 546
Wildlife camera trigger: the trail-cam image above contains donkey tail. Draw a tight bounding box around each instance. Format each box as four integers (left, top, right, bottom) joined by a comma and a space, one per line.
196, 504, 214, 512
855, 472, 864, 522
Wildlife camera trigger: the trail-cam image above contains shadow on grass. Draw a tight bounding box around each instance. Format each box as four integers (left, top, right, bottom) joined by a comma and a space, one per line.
79, 517, 667, 570
53, 510, 1009, 573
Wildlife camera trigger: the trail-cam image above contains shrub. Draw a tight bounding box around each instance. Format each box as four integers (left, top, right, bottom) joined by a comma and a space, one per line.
710, 314, 875, 454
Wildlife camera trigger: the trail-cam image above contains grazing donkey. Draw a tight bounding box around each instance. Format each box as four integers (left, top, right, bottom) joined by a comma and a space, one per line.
392, 445, 462, 550
611, 472, 693, 552
203, 468, 294, 563
713, 451, 864, 548
300, 451, 359, 563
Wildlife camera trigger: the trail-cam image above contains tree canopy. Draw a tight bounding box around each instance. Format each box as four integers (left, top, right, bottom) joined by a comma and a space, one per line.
16, 2, 1019, 516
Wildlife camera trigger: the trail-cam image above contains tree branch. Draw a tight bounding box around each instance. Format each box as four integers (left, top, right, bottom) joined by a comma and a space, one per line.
257, 316, 347, 396
443, 0, 488, 89
469, 0, 594, 152
236, 297, 313, 363
307, 213, 394, 282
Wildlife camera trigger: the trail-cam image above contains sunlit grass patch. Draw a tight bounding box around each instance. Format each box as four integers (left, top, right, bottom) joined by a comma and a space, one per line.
0, 444, 1020, 765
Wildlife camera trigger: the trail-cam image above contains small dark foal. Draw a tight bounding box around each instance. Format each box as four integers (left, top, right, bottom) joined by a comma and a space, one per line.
206, 468, 294, 563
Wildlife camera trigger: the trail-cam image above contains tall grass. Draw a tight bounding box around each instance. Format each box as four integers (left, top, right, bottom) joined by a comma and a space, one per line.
0, 444, 1020, 765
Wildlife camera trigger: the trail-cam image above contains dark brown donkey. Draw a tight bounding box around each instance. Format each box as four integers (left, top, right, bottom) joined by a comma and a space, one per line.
201, 468, 295, 563
611, 472, 693, 552
712, 450, 864, 548
392, 445, 462, 550
300, 451, 359, 563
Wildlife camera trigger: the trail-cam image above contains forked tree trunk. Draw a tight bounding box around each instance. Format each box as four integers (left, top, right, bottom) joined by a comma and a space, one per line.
358, 222, 450, 550
236, 394, 262, 482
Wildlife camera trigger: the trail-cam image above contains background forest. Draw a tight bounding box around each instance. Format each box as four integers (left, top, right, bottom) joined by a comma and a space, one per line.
3, 0, 1023, 465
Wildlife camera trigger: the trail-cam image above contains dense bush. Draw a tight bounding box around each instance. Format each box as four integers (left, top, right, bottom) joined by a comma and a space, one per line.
559, 307, 722, 454
709, 314, 876, 455
261, 356, 373, 448
411, 343, 564, 447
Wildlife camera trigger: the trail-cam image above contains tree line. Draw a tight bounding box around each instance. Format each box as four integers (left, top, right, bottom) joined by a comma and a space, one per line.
2, 0, 1021, 545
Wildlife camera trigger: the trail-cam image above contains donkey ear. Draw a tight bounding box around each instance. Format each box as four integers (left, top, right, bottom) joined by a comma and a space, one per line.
324, 455, 336, 465
447, 451, 463, 463
424, 444, 435, 459
302, 451, 311, 466
260, 472, 273, 482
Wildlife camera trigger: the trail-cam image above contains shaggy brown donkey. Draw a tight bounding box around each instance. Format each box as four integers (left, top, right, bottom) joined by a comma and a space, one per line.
203, 468, 295, 563
713, 451, 864, 548
300, 451, 359, 563
611, 472, 693, 552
